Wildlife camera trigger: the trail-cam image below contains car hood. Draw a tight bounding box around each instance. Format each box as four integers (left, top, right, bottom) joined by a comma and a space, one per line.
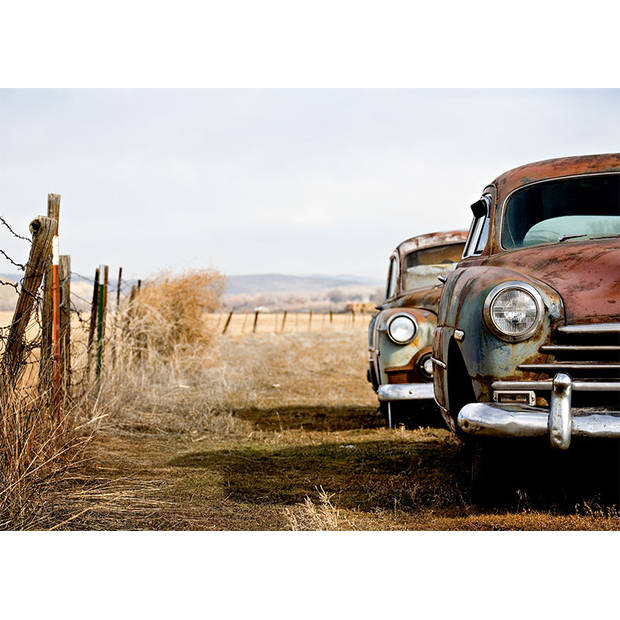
391, 286, 442, 314
483, 237, 620, 324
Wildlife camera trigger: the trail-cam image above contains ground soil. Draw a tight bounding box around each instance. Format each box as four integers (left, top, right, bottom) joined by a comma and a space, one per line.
54, 330, 620, 530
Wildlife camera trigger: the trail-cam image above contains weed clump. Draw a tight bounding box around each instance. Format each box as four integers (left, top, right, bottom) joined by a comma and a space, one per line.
131, 269, 225, 355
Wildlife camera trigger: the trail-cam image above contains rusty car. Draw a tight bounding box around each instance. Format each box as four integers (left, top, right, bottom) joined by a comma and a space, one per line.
432, 153, 620, 493
367, 230, 468, 427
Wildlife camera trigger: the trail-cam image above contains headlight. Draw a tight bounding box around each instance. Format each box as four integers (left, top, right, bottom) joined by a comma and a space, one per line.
386, 313, 417, 344
418, 353, 433, 379
483, 281, 544, 342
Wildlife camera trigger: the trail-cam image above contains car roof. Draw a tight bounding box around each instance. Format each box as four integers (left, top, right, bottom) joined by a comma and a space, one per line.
395, 230, 468, 260
493, 153, 620, 204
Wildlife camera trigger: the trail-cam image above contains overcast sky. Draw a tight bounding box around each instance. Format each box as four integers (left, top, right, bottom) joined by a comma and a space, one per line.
1, 89, 619, 282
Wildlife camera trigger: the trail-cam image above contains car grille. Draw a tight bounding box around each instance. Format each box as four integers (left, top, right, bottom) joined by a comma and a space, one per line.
517, 322, 620, 408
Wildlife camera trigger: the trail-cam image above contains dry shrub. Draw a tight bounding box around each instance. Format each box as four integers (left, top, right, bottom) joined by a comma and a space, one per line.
0, 373, 106, 529
285, 486, 359, 531
91, 269, 241, 435
131, 269, 225, 355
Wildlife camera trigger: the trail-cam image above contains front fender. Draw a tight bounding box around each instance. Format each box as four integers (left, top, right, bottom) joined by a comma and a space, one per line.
441, 265, 565, 401
373, 307, 436, 386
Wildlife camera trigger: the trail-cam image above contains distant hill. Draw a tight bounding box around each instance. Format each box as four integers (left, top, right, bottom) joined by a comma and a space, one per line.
223, 273, 384, 312
224, 273, 381, 296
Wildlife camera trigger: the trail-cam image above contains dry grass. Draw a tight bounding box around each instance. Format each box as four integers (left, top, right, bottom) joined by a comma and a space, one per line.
52, 321, 620, 531
4, 269, 611, 530
0, 373, 112, 529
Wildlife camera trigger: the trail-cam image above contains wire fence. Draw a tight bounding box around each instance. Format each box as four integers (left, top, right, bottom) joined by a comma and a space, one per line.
211, 309, 372, 336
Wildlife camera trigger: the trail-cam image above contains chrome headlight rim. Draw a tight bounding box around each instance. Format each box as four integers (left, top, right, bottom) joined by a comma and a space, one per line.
386, 312, 418, 345
418, 352, 434, 380
483, 281, 544, 342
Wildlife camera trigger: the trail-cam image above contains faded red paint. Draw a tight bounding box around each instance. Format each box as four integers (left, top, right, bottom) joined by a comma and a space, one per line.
433, 152, 620, 427
483, 238, 620, 324
493, 153, 620, 203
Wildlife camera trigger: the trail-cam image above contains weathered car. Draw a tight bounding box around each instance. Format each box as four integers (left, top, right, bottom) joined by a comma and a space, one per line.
432, 153, 620, 489
367, 230, 468, 427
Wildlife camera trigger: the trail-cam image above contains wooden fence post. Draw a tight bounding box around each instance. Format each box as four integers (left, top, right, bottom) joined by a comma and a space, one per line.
39, 193, 60, 393
253, 310, 259, 333
280, 310, 287, 333
59, 254, 71, 399
86, 267, 100, 380
116, 267, 122, 311
2, 216, 56, 384
96, 264, 108, 380
222, 310, 234, 334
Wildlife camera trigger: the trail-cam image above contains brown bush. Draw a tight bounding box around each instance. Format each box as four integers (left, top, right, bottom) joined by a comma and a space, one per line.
131, 269, 225, 355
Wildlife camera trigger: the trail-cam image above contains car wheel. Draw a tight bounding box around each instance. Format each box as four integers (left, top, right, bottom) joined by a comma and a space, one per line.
469, 439, 500, 504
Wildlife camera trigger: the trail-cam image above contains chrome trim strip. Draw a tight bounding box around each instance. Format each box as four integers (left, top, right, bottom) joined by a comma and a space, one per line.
492, 380, 620, 392
540, 344, 620, 352
377, 383, 434, 401
558, 323, 620, 334
431, 356, 446, 369
518, 363, 620, 370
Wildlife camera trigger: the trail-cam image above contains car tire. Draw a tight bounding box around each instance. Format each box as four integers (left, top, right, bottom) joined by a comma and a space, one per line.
469, 439, 501, 504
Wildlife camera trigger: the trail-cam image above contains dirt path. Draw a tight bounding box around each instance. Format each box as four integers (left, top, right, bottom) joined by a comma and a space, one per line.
52, 331, 620, 530
64, 406, 620, 530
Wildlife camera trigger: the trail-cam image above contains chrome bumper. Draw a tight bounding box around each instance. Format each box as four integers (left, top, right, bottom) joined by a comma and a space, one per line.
458, 373, 620, 450
377, 382, 434, 402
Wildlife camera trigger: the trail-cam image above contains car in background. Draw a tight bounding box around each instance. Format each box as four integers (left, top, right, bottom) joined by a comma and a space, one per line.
367, 230, 468, 427
432, 153, 620, 495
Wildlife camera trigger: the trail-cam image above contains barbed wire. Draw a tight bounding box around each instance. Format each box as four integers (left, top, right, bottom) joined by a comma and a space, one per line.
0, 248, 25, 271
0, 215, 31, 243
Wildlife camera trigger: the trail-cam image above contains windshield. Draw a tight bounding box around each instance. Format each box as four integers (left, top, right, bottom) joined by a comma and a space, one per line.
503, 174, 620, 249
402, 242, 465, 292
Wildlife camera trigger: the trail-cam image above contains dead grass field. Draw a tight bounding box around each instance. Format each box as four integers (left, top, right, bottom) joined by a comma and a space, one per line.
44, 327, 620, 531
205, 311, 370, 336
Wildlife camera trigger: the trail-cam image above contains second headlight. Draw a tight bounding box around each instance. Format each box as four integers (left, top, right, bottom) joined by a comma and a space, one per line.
387, 313, 417, 344
483, 281, 544, 342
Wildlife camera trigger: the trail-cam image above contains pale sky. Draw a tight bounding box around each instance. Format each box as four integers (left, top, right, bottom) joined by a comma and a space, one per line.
1, 89, 619, 282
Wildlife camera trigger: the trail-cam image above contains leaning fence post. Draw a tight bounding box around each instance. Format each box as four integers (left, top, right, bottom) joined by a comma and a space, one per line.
253, 310, 259, 333
59, 254, 71, 400
280, 310, 287, 333
2, 216, 56, 384
86, 267, 100, 380
222, 310, 234, 334
39, 193, 60, 394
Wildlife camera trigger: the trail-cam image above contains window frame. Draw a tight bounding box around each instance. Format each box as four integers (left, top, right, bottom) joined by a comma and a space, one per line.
385, 253, 399, 300
462, 194, 492, 258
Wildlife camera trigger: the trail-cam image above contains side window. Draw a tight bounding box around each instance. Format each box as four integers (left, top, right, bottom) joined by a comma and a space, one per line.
386, 255, 399, 299
463, 194, 491, 258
